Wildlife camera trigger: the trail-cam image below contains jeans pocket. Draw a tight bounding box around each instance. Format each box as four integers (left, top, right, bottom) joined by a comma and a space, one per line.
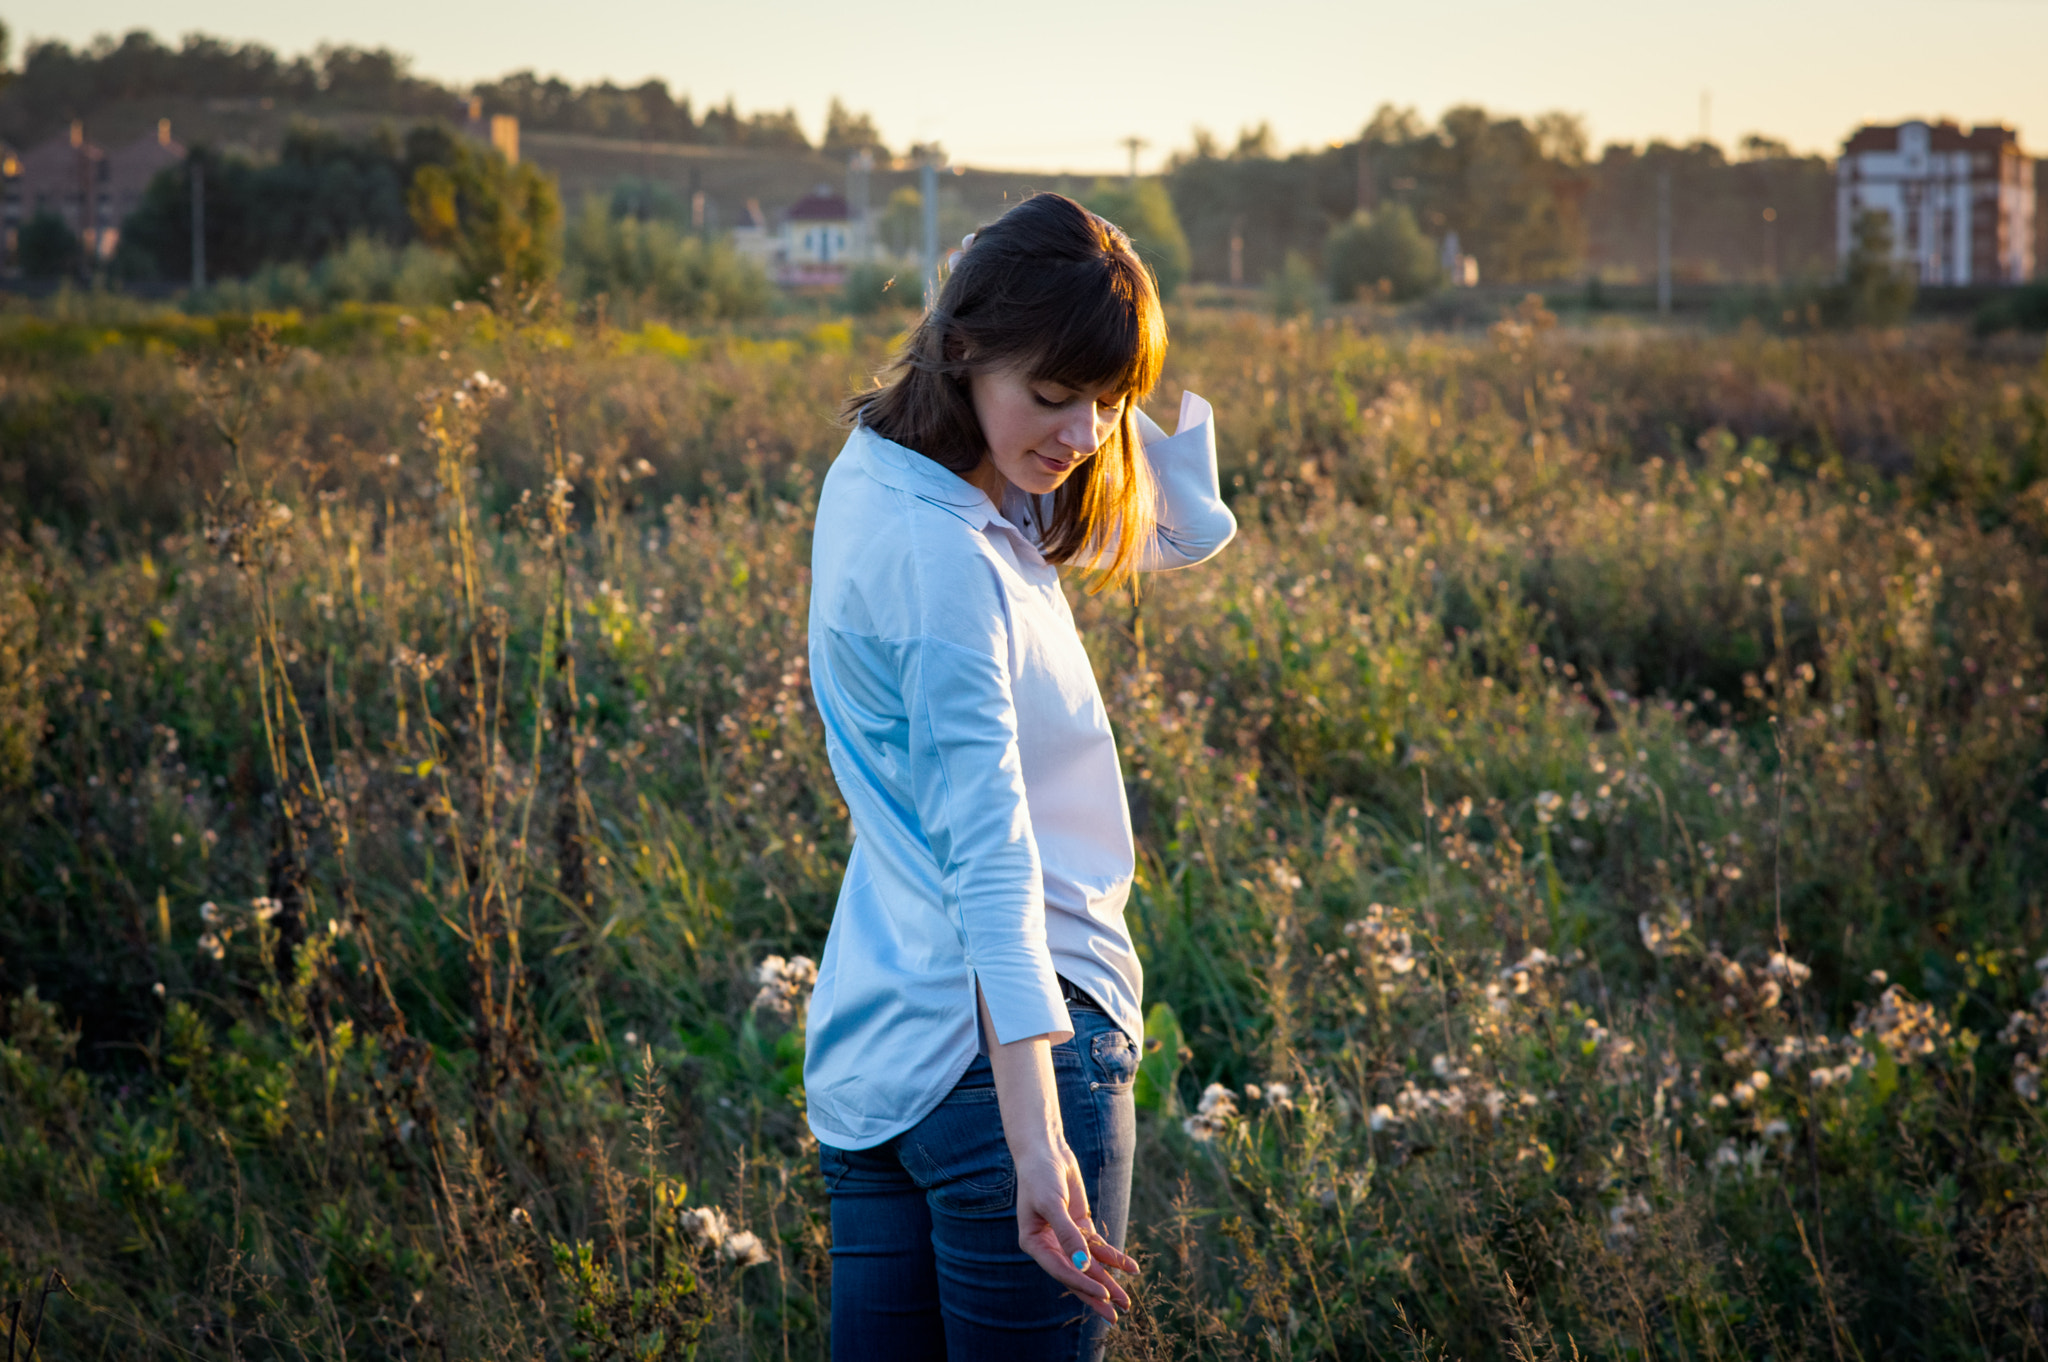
1089, 1025, 1139, 1090
819, 1145, 846, 1190
902, 1086, 1016, 1216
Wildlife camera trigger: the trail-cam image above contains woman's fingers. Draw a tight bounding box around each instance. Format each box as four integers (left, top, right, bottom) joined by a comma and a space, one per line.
1020, 1215, 1118, 1319
1082, 1223, 1139, 1276
1014, 1157, 1125, 1320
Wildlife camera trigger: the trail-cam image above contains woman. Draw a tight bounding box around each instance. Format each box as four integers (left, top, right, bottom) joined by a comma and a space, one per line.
805, 192, 1236, 1359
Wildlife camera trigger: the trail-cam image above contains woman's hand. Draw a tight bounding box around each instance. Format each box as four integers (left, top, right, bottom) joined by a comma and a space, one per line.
980, 990, 1138, 1322
1009, 1139, 1136, 1321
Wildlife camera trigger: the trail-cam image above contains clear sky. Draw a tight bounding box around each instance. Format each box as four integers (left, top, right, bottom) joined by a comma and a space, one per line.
12, 0, 2048, 172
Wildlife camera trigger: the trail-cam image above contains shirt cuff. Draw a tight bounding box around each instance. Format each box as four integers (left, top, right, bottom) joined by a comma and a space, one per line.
974, 952, 1073, 1046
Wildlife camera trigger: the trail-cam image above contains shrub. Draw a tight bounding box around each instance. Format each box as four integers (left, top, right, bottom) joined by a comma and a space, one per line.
18, 210, 82, 280
840, 261, 913, 315
562, 198, 771, 324
1326, 203, 1443, 302
1267, 249, 1321, 319
1974, 280, 2048, 336
407, 125, 561, 297
1822, 208, 1916, 328
1082, 179, 1192, 300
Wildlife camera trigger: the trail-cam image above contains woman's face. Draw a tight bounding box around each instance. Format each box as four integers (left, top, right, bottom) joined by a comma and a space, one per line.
966, 363, 1126, 498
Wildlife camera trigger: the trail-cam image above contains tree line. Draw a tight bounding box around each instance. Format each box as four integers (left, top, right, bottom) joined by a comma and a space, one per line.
0, 25, 885, 156
4, 23, 1848, 292
1164, 106, 1839, 293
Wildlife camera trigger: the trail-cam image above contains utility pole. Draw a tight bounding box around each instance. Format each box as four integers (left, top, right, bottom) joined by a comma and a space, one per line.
1120, 135, 1148, 184
849, 149, 874, 261
190, 158, 206, 289
1356, 139, 1375, 215
921, 150, 942, 307
1656, 168, 1673, 317
74, 121, 96, 284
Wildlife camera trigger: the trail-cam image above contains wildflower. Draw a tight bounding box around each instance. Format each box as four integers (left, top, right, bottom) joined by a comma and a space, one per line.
2014, 1054, 2040, 1101
1709, 1092, 1730, 1109
152, 982, 166, 998
1761, 1119, 1791, 1139
750, 954, 820, 1020
1260, 1081, 1294, 1109
510, 1206, 533, 1230
1368, 1103, 1398, 1131
1853, 985, 1952, 1062
198, 932, 224, 961
679, 1205, 731, 1248
1182, 1083, 1239, 1141
1605, 1192, 1651, 1245
1569, 791, 1591, 821
1637, 908, 1691, 957
1534, 790, 1562, 824
1868, 969, 1889, 984
1766, 952, 1813, 988
720, 1230, 771, 1268
1732, 1080, 1755, 1105
252, 897, 281, 922
1749, 1069, 1771, 1092
1344, 904, 1418, 978
199, 901, 221, 925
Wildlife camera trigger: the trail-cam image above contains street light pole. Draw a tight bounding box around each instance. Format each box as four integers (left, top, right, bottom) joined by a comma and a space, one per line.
921, 151, 942, 308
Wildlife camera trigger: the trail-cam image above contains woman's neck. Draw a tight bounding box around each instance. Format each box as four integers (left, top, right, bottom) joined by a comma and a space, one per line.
963, 457, 1009, 505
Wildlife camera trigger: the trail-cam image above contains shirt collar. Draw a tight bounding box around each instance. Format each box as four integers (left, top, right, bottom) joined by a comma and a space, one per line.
851, 425, 1002, 529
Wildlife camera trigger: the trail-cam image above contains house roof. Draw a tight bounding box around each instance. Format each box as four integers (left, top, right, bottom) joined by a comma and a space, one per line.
786, 188, 851, 222
105, 125, 185, 186
1843, 121, 2022, 156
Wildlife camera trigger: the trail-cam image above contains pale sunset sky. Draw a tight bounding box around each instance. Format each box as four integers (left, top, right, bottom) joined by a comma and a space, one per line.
11, 0, 2048, 171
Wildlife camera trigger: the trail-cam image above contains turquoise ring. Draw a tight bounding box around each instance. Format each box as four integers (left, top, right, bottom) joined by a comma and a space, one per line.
1071, 1248, 1090, 1269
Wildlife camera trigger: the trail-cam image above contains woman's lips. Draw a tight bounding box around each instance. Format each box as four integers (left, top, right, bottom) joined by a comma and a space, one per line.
1035, 452, 1075, 476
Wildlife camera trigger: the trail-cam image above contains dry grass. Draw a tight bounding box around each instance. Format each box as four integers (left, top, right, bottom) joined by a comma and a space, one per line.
1, 296, 2046, 1359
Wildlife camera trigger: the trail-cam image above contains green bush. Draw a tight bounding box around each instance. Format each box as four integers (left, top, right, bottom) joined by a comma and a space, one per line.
1822, 209, 1916, 328
562, 197, 771, 323
1974, 279, 2048, 336
406, 125, 561, 297
840, 261, 913, 315
18, 210, 82, 281
1326, 203, 1442, 302
1267, 249, 1321, 319
1082, 179, 1192, 299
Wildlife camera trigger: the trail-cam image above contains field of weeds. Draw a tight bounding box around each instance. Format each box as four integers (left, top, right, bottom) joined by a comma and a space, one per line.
2, 296, 2047, 1360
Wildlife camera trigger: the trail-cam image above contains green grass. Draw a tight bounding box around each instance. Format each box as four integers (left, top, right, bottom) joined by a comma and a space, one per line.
2, 299, 2046, 1359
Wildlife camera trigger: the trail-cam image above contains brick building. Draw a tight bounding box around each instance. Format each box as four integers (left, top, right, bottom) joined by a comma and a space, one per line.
4, 119, 185, 264
1836, 121, 2035, 284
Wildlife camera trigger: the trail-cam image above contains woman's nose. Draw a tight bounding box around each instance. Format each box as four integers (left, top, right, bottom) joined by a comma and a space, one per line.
1059, 406, 1112, 457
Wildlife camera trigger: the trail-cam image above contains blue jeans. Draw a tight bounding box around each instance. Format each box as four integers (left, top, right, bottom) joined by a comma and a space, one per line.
819, 1004, 1139, 1362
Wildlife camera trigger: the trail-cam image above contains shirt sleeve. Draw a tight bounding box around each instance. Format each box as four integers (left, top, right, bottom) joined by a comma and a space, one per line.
1131, 391, 1236, 572
899, 583, 1073, 1047
1020, 390, 1236, 572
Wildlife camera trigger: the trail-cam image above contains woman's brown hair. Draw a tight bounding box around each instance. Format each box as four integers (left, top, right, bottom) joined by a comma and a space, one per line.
843, 192, 1166, 590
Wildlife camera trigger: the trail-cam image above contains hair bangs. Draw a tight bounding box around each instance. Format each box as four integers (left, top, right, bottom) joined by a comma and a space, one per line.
1025, 256, 1166, 403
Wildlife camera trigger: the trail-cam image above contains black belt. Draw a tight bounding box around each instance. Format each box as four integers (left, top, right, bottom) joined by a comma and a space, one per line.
1057, 975, 1106, 1014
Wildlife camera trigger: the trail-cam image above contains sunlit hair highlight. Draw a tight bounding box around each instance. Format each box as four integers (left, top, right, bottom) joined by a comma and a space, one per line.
842, 192, 1166, 590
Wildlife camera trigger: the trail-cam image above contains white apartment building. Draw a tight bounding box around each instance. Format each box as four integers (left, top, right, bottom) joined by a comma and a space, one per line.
1837, 121, 2035, 284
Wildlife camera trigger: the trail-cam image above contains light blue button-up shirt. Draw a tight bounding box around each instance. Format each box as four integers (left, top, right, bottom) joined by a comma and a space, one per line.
803, 392, 1236, 1150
